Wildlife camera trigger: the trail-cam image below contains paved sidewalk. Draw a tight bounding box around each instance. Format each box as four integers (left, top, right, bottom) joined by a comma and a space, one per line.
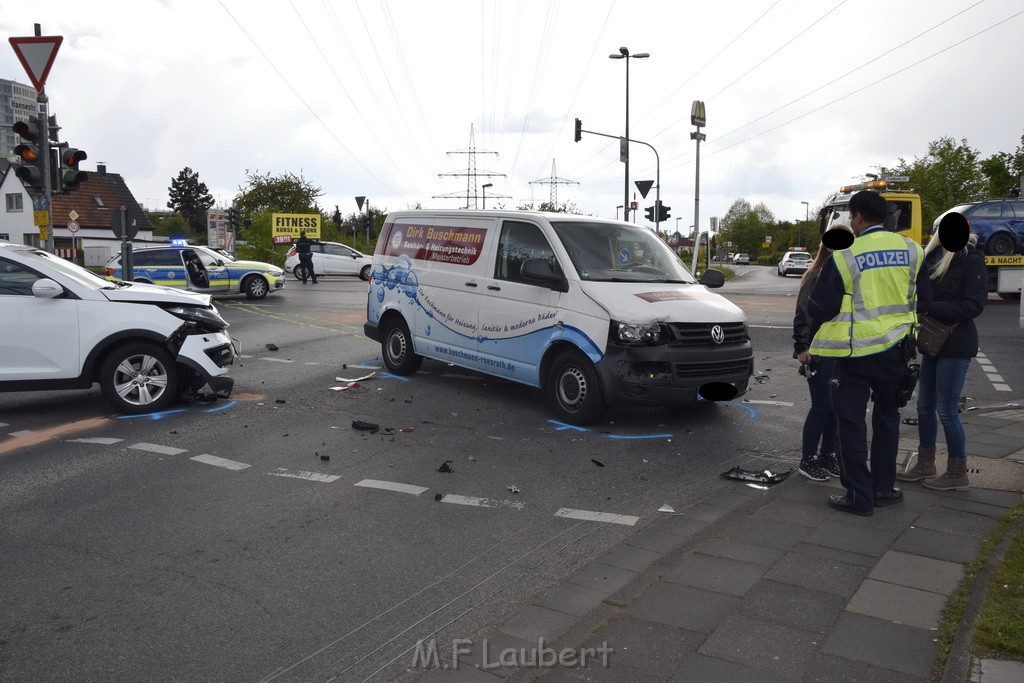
424, 403, 1024, 682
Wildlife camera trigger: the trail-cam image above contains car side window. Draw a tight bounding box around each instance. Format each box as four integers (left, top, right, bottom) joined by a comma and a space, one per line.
1009, 201, 1024, 218
0, 258, 42, 296
324, 244, 348, 256
973, 202, 1003, 218
495, 220, 557, 284
132, 251, 159, 267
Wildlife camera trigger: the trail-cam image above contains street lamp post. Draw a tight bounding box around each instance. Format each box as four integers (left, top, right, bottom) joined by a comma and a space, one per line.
616, 205, 624, 220
482, 183, 493, 209
609, 46, 648, 223
801, 200, 809, 248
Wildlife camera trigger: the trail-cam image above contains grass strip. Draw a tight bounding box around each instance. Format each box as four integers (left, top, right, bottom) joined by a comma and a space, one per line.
972, 520, 1024, 659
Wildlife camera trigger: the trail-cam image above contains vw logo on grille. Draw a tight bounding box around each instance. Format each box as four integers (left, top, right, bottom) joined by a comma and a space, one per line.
710, 325, 725, 344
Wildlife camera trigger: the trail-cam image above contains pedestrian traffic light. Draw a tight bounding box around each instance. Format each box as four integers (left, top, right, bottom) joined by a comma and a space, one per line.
13, 116, 46, 193
644, 205, 656, 222
657, 202, 671, 222
57, 145, 88, 193
574, 118, 582, 143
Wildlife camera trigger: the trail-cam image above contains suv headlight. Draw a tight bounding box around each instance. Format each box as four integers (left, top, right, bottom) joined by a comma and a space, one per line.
612, 321, 665, 345
163, 305, 229, 332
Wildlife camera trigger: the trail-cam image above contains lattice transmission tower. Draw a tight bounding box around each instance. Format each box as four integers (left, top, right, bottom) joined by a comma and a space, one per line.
528, 159, 578, 208
433, 124, 508, 208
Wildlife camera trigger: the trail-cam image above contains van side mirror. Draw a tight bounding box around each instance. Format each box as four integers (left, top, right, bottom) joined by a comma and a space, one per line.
520, 258, 568, 292
698, 268, 725, 288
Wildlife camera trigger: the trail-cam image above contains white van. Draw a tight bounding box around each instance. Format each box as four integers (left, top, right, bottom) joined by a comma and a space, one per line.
364, 211, 753, 424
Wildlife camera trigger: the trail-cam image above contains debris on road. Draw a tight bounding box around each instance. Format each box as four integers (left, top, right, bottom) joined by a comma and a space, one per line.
437, 461, 454, 473
275, 399, 286, 404
336, 372, 376, 383
352, 420, 380, 434
507, 485, 520, 494
319, 453, 329, 461
591, 459, 605, 467
902, 417, 918, 425
720, 466, 793, 486
657, 504, 676, 514
265, 343, 279, 351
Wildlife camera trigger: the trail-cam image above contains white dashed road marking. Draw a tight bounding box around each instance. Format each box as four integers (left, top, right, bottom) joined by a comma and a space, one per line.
441, 494, 525, 510
262, 357, 295, 363
354, 479, 427, 495
554, 507, 640, 526
270, 468, 340, 483
129, 442, 187, 455
191, 454, 251, 471
744, 400, 795, 407
977, 352, 1012, 392
69, 437, 124, 445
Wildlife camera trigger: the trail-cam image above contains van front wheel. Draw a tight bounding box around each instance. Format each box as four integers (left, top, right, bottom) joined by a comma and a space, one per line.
548, 349, 606, 425
382, 318, 423, 375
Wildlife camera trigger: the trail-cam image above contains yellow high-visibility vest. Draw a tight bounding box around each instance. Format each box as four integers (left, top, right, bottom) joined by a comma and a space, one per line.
810, 230, 923, 358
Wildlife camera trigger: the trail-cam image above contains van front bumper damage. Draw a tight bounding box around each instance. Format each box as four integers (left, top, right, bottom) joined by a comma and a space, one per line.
596, 341, 753, 406
175, 331, 236, 396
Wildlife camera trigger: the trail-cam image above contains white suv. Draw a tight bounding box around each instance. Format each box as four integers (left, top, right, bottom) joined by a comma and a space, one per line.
778, 250, 813, 276
1, 242, 236, 414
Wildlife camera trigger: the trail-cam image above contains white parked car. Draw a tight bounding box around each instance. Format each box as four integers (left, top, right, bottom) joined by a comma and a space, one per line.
732, 253, 750, 265
1, 241, 235, 414
284, 241, 373, 281
777, 250, 813, 276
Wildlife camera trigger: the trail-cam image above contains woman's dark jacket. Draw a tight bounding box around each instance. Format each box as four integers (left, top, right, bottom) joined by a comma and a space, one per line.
792, 275, 822, 358
918, 244, 988, 358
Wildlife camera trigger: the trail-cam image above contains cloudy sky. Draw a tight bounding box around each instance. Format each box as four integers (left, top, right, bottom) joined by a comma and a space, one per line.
3, 0, 1022, 231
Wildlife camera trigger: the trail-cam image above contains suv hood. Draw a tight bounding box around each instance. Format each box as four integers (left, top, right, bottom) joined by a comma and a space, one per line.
578, 281, 745, 323
102, 281, 213, 306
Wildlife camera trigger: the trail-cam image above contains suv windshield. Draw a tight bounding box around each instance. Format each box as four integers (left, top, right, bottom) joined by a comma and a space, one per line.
22, 248, 117, 289
549, 221, 696, 283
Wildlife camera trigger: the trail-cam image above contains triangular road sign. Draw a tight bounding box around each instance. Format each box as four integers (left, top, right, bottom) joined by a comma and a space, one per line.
634, 179, 654, 199
9, 36, 63, 92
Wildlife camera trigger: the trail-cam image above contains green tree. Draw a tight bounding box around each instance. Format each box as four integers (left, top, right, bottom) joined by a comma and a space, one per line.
719, 199, 776, 256
980, 132, 1024, 199
893, 137, 986, 229
166, 167, 214, 236
147, 212, 192, 240
233, 170, 325, 263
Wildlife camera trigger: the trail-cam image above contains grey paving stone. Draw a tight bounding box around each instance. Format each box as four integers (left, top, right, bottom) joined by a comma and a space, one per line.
969, 442, 1017, 458
568, 562, 637, 596
936, 497, 1014, 519
455, 631, 538, 679
656, 514, 711, 538
535, 582, 609, 617
780, 480, 838, 505
892, 526, 982, 563
697, 613, 822, 679
627, 527, 687, 555
625, 582, 740, 633
846, 579, 947, 629
913, 506, 997, 539
756, 497, 831, 527
969, 431, 1024, 448
940, 488, 1021, 508
764, 551, 869, 599
991, 421, 1024, 438
597, 543, 661, 573
803, 651, 928, 682
540, 662, 652, 682
869, 550, 964, 596
577, 615, 704, 679
671, 653, 784, 682
500, 605, 580, 644
827, 507, 920, 533
961, 415, 1015, 427
739, 579, 847, 635
664, 553, 765, 596
803, 520, 900, 557
821, 612, 936, 677
790, 541, 877, 568
695, 537, 788, 567
417, 661, 500, 681
718, 516, 811, 550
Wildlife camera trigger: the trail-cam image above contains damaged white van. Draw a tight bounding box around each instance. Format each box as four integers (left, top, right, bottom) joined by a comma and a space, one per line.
364, 211, 752, 424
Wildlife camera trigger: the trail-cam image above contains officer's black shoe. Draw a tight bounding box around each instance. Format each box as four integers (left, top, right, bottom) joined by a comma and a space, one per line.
828, 494, 873, 516
874, 488, 904, 507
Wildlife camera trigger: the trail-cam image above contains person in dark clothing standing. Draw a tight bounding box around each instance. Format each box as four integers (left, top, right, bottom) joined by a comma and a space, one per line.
793, 243, 839, 481
898, 231, 987, 491
296, 231, 317, 284
808, 191, 932, 516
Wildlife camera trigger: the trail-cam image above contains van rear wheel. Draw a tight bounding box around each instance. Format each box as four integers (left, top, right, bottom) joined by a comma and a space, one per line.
382, 318, 423, 375
547, 349, 606, 425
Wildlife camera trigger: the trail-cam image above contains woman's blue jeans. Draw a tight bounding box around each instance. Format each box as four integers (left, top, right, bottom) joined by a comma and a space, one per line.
802, 357, 837, 459
917, 355, 971, 459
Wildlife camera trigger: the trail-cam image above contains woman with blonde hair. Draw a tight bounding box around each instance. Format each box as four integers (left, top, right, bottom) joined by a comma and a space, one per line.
898, 228, 987, 490
792, 242, 839, 480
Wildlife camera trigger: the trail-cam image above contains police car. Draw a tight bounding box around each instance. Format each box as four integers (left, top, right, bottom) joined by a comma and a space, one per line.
105, 242, 285, 299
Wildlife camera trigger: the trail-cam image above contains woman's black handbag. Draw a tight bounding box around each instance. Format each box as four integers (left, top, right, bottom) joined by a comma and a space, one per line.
915, 313, 957, 357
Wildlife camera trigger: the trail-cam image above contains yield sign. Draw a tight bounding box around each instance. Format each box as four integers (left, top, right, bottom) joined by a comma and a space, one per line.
634, 179, 654, 199
9, 35, 63, 92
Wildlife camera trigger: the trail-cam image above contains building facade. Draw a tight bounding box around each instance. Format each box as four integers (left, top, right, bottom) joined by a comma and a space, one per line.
2, 77, 41, 158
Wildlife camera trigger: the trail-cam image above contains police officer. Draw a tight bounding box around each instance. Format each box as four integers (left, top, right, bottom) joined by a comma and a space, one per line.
296, 230, 317, 284
808, 191, 932, 516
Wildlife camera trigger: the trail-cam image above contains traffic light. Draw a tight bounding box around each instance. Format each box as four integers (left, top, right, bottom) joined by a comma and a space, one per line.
13, 116, 46, 193
574, 118, 582, 143
57, 145, 88, 193
657, 201, 671, 222
226, 208, 239, 230
644, 205, 656, 222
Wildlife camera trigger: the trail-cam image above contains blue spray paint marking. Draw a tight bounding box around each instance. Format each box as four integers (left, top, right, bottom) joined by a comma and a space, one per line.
116, 408, 188, 421
203, 400, 237, 413
378, 371, 411, 381
547, 420, 589, 432
605, 433, 674, 440
729, 402, 758, 419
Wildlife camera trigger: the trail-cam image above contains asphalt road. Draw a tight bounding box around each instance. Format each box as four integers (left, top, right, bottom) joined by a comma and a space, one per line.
1, 266, 1020, 681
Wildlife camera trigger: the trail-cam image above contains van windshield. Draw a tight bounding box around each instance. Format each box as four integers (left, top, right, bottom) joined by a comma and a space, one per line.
549, 221, 697, 283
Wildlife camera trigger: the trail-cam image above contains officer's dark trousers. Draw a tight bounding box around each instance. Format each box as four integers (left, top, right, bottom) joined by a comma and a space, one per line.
829, 345, 905, 509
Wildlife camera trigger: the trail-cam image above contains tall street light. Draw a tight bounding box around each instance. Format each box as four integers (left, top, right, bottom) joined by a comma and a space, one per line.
609, 46, 648, 223
616, 205, 624, 220
801, 200, 809, 248
482, 183, 493, 209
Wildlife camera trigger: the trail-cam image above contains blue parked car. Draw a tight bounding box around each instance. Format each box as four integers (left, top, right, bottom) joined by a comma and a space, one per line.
106, 243, 285, 299
934, 199, 1024, 256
